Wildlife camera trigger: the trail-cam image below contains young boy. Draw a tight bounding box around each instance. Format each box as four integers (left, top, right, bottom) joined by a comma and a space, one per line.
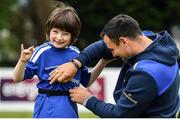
13, 2, 110, 118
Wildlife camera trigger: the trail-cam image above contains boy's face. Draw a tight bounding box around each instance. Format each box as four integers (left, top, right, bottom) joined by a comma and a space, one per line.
49, 28, 71, 48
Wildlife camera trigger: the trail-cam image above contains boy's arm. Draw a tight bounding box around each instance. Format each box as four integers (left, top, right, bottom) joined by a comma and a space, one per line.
13, 60, 27, 82
13, 44, 34, 82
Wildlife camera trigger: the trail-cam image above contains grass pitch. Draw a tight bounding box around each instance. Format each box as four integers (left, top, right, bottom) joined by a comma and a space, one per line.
0, 111, 97, 118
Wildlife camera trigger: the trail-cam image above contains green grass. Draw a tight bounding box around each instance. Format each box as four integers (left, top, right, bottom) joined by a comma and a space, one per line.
0, 111, 97, 118
79, 112, 97, 118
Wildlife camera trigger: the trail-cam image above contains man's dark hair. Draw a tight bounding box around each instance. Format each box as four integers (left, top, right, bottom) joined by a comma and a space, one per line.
100, 14, 142, 45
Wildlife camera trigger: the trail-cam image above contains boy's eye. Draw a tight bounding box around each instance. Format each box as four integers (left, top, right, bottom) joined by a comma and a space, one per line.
52, 30, 58, 33
62, 32, 70, 36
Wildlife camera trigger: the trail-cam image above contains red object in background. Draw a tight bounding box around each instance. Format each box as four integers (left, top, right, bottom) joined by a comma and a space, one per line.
88, 77, 105, 100
0, 79, 38, 101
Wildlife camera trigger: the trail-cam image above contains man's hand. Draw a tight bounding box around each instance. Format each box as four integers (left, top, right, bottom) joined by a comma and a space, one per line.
69, 87, 92, 105
49, 62, 78, 84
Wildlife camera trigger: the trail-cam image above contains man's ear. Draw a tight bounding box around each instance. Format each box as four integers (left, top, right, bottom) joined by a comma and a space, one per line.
119, 37, 128, 46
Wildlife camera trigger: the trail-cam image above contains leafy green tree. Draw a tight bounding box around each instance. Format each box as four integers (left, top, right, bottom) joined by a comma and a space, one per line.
64, 0, 180, 46
0, 0, 19, 66
0, 0, 179, 66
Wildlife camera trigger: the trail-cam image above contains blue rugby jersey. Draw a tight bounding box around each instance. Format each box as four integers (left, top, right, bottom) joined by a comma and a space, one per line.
23, 42, 91, 118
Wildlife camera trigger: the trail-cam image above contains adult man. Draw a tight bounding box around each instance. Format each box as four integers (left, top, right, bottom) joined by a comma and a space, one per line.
49, 14, 180, 117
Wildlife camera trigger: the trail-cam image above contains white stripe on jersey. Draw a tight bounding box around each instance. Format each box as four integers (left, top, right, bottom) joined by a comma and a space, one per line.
30, 43, 48, 61
30, 45, 51, 63
133, 61, 139, 70
69, 46, 80, 53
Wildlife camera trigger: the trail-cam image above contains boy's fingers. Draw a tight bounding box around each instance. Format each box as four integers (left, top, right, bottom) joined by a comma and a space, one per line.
28, 46, 35, 52
21, 44, 24, 51
21, 44, 29, 53
29, 46, 34, 49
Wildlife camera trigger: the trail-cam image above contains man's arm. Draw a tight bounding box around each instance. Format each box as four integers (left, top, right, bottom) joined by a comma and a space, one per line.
75, 40, 113, 67
70, 71, 157, 117
49, 40, 113, 84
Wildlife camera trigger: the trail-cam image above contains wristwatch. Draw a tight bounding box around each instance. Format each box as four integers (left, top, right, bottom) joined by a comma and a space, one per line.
71, 59, 80, 70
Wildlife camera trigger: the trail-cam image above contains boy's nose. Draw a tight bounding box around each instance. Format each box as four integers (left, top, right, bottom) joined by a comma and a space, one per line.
57, 33, 63, 40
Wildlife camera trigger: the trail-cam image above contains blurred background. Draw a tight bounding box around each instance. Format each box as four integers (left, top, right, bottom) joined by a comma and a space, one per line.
0, 0, 180, 118
0, 0, 180, 67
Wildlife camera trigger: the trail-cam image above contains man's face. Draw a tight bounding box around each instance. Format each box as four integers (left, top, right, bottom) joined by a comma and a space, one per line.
103, 35, 123, 57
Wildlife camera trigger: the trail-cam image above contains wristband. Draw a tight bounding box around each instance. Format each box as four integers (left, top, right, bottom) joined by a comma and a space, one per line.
82, 96, 94, 106
71, 59, 80, 70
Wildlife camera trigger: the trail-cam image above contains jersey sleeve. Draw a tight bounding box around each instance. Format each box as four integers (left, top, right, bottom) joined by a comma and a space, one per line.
23, 61, 38, 80
23, 43, 48, 80
23, 46, 40, 80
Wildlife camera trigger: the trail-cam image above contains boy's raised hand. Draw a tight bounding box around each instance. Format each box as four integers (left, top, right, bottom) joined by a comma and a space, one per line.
20, 44, 34, 63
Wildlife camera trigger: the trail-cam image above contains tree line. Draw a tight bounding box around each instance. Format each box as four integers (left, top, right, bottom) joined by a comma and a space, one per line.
0, 0, 179, 66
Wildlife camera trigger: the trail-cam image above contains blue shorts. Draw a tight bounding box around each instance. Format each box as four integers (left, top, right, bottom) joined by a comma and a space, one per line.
33, 94, 78, 118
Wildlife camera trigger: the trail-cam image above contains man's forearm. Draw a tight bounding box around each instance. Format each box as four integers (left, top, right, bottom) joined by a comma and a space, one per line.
74, 40, 113, 67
